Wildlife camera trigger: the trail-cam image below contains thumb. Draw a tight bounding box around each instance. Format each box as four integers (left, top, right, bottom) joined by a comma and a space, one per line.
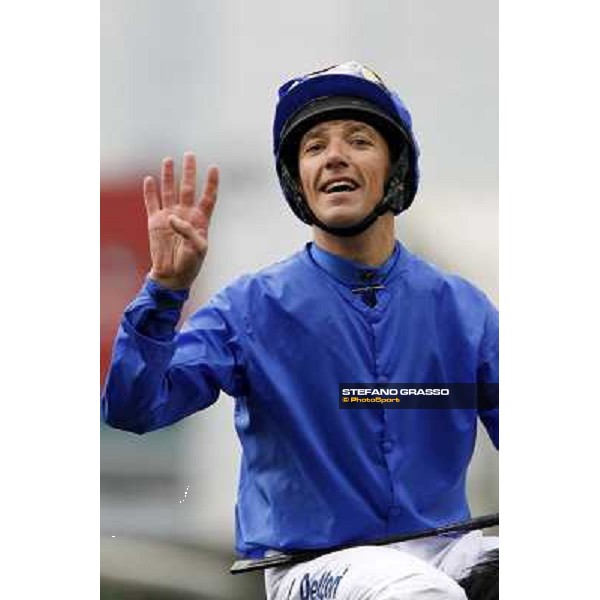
168, 215, 207, 253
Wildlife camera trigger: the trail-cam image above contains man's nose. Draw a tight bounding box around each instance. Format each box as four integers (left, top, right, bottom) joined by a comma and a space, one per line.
324, 139, 349, 169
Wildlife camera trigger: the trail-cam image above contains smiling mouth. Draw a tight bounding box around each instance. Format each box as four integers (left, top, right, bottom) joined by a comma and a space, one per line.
320, 179, 360, 194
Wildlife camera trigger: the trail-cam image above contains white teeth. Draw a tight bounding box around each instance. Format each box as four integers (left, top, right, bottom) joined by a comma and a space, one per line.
324, 180, 358, 193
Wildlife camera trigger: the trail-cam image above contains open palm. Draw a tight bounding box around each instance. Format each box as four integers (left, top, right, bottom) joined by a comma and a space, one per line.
144, 153, 219, 290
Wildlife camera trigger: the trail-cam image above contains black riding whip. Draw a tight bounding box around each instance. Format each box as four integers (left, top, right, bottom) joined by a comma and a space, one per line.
230, 512, 499, 574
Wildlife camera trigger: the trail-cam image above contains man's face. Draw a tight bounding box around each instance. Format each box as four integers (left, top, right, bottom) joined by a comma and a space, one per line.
297, 119, 390, 228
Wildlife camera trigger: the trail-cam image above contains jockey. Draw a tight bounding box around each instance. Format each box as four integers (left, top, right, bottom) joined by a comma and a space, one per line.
102, 61, 499, 599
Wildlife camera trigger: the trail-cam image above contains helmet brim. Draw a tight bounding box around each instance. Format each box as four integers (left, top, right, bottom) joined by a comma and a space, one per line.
277, 96, 407, 175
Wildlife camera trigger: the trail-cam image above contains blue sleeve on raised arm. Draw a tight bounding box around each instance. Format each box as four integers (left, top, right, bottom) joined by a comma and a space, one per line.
101, 278, 245, 434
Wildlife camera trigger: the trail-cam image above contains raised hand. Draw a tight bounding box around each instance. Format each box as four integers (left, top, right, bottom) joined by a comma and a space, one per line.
143, 153, 219, 290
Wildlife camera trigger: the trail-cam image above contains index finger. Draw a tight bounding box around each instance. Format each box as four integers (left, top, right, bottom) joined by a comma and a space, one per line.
198, 166, 219, 224
201, 165, 219, 202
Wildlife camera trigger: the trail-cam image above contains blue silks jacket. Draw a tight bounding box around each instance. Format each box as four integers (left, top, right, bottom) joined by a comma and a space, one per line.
102, 241, 499, 558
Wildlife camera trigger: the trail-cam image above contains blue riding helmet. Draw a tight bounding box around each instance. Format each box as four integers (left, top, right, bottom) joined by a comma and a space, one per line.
273, 62, 420, 237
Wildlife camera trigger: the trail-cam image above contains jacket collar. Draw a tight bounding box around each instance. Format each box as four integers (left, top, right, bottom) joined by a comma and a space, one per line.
307, 241, 400, 287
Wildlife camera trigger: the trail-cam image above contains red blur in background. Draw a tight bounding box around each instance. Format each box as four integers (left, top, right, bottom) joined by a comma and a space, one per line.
100, 179, 149, 384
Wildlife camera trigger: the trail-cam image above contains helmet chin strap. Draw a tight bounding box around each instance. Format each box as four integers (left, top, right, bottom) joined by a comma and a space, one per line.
278, 154, 408, 238
295, 175, 405, 240
311, 171, 406, 237
311, 197, 390, 237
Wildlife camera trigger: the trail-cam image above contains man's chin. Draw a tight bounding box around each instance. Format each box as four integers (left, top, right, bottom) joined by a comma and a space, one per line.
313, 209, 367, 229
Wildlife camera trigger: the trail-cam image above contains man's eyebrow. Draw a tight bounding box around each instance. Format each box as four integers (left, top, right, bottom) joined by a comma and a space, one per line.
343, 122, 376, 136
300, 125, 328, 145
300, 122, 376, 147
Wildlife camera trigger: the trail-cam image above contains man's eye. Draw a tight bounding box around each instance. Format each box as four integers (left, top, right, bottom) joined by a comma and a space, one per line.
351, 138, 371, 146
304, 143, 324, 154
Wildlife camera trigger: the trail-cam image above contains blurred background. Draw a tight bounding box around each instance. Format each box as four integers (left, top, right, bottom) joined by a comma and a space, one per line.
101, 1, 498, 597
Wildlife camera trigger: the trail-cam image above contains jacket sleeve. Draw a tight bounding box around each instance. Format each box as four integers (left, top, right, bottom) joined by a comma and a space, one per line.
101, 279, 246, 434
477, 304, 499, 449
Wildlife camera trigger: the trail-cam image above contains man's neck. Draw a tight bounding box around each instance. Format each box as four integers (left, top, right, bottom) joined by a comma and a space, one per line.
311, 214, 396, 267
